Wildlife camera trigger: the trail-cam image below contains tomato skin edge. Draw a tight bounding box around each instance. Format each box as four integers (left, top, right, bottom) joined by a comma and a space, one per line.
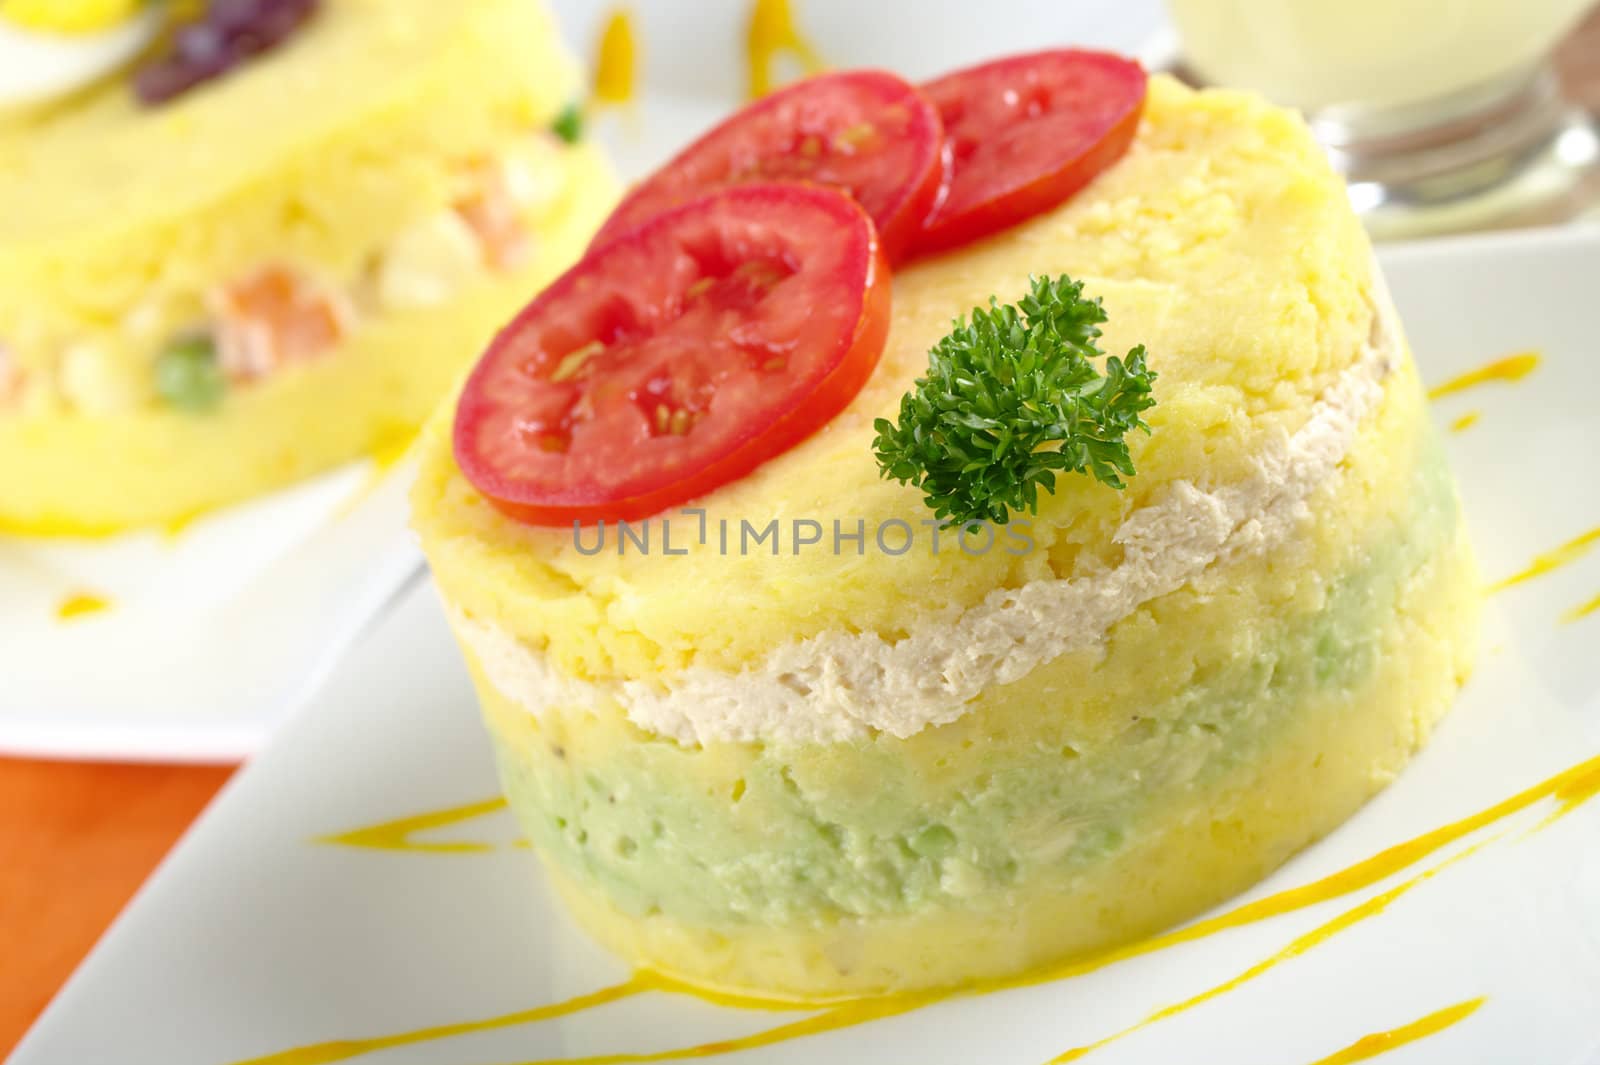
877, 128, 949, 263
477, 240, 891, 528
911, 106, 1140, 256
910, 51, 1147, 258
589, 69, 947, 265
456, 186, 894, 529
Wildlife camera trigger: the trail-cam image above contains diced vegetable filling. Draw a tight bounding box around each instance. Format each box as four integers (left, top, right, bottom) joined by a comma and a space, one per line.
0, 133, 569, 417
0, 344, 21, 407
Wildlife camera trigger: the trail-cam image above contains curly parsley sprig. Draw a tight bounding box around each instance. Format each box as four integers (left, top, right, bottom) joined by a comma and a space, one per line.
873, 275, 1157, 527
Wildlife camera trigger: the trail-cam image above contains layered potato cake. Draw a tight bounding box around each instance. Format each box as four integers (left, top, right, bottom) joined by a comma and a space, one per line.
414, 75, 1479, 998
0, 0, 613, 534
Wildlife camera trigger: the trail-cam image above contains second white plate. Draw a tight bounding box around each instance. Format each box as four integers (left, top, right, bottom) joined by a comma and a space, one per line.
0, 457, 422, 762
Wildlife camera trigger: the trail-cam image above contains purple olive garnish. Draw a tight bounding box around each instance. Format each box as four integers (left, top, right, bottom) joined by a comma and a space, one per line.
134, 0, 320, 107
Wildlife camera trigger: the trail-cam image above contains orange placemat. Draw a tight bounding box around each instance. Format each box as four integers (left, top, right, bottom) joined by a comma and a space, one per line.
0, 758, 234, 1056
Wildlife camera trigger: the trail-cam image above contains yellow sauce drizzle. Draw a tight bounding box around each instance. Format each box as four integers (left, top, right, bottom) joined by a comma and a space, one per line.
1488, 524, 1600, 594
314, 797, 509, 854
992, 754, 1597, 1000
1448, 410, 1480, 433
1303, 997, 1485, 1065
1044, 846, 1482, 1063
55, 591, 110, 620
234, 968, 855, 1065
1538, 754, 1600, 830
233, 978, 648, 1065
240, 979, 921, 1065
1564, 590, 1600, 624
267, 751, 1600, 1065
593, 9, 637, 107
523, 995, 932, 1065
746, 0, 824, 99
1427, 351, 1540, 400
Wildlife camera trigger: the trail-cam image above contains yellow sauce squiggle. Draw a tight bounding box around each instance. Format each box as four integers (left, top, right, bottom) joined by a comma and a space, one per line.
745, 0, 824, 99
593, 9, 637, 108
1488, 525, 1600, 594
55, 591, 110, 620
314, 797, 509, 854
233, 979, 648, 1065
1427, 351, 1540, 400
264, 751, 1600, 1065
1537, 754, 1600, 831
1301, 997, 1485, 1065
1564, 591, 1600, 624
1044, 844, 1486, 1062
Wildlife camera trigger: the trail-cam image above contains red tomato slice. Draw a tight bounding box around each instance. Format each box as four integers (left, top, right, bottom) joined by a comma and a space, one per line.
590, 70, 947, 262
914, 50, 1146, 256
454, 184, 891, 526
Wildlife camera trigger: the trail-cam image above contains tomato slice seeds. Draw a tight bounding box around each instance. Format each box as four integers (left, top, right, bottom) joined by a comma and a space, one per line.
914, 50, 1146, 255
454, 184, 890, 526
590, 69, 947, 263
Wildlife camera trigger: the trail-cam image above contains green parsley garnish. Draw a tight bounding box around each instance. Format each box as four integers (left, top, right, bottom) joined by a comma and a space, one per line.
873, 275, 1157, 527
551, 102, 584, 145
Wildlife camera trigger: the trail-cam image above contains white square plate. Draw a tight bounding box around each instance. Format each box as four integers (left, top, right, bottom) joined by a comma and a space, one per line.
11, 224, 1600, 1064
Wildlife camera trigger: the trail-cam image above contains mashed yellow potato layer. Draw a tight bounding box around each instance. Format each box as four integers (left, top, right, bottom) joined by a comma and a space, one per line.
544, 525, 1475, 997
415, 75, 1379, 681
476, 362, 1479, 996
0, 146, 612, 533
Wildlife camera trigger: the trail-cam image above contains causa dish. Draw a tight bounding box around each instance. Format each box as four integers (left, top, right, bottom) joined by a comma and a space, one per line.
413, 50, 1480, 998
0, 0, 614, 534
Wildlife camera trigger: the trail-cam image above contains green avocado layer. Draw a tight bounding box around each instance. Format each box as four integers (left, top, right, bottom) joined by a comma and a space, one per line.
485, 431, 1461, 931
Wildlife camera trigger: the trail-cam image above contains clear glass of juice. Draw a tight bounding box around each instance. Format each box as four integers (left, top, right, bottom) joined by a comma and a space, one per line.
1163, 0, 1600, 237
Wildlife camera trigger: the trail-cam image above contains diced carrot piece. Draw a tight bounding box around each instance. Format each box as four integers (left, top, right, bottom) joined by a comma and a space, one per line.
454, 159, 533, 271
210, 266, 352, 381
0, 344, 22, 407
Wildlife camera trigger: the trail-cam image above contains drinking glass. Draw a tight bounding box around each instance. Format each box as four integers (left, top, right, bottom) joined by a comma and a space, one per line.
1162, 0, 1600, 237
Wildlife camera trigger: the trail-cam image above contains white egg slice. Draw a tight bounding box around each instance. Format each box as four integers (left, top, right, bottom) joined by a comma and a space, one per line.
0, 6, 162, 111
